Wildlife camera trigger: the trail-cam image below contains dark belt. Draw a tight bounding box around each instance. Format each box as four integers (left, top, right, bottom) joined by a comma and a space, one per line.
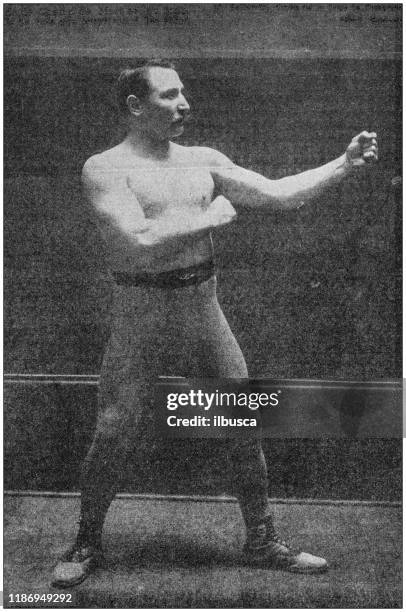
112, 260, 216, 289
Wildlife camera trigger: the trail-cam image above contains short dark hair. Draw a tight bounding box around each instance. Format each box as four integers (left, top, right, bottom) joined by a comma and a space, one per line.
117, 59, 176, 113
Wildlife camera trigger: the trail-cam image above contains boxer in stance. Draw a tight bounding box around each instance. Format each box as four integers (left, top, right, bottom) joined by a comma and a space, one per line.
52, 60, 378, 587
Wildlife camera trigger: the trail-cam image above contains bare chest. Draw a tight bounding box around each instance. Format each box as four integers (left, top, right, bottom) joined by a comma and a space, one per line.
126, 166, 215, 218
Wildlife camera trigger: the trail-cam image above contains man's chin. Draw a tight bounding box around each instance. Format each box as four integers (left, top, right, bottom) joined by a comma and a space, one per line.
171, 123, 185, 137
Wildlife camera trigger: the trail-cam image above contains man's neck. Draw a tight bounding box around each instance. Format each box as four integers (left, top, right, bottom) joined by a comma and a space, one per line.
124, 127, 171, 160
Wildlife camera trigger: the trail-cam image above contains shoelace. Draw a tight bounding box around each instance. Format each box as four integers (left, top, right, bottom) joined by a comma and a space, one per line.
248, 519, 290, 551
65, 542, 102, 563
66, 546, 92, 562
70, 549, 88, 563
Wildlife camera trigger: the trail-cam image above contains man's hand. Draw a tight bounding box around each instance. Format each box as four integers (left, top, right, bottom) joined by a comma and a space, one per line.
345, 131, 378, 167
207, 195, 237, 228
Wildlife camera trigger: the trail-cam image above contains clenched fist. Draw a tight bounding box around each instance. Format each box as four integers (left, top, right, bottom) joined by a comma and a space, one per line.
346, 131, 378, 167
208, 195, 237, 228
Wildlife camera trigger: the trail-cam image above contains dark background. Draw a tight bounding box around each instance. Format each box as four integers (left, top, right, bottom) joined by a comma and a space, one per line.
4, 56, 401, 378
4, 4, 402, 499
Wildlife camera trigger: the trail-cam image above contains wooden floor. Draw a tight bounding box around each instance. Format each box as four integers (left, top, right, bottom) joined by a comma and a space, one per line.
4, 494, 402, 608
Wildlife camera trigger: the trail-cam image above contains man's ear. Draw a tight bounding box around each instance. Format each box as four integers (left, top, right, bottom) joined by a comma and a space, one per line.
126, 95, 143, 116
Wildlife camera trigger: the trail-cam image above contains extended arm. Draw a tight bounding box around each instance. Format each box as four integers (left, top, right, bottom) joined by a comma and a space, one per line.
209, 131, 378, 210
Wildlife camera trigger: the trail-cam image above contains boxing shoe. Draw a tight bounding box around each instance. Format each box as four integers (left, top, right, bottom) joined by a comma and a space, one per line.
51, 543, 103, 588
243, 515, 328, 574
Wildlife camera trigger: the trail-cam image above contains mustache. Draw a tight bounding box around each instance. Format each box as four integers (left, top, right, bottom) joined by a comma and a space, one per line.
175, 111, 192, 123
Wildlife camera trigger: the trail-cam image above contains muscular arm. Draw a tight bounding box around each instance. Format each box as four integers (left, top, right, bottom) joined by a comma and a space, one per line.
82, 156, 235, 258
208, 131, 378, 210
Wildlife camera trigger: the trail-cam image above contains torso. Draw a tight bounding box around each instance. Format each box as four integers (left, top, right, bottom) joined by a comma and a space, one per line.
90, 142, 216, 274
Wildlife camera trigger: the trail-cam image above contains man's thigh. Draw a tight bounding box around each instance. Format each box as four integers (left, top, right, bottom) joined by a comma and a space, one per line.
98, 285, 248, 424
193, 300, 248, 377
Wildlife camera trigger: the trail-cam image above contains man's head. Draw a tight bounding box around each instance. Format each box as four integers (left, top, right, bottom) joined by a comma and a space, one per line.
117, 60, 190, 140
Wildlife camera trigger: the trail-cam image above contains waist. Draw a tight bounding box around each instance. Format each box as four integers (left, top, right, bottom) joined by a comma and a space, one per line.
112, 260, 216, 289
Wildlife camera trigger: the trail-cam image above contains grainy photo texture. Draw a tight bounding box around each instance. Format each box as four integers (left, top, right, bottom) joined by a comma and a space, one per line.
3, 3, 402, 609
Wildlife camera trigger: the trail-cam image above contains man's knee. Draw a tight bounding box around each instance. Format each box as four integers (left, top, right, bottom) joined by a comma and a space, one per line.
95, 408, 128, 440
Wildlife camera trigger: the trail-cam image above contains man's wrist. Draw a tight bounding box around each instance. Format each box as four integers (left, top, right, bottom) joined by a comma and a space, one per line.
342, 151, 357, 174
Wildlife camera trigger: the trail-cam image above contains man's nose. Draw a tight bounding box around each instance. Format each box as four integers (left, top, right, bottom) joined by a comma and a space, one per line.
178, 94, 190, 113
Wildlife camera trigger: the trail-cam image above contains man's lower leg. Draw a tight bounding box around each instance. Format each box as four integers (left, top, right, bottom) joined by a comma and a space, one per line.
52, 429, 126, 588
231, 440, 328, 574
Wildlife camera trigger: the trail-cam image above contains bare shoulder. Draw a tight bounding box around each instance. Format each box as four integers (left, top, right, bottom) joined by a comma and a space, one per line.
175, 144, 234, 169
196, 146, 234, 168
82, 145, 126, 188
82, 154, 103, 184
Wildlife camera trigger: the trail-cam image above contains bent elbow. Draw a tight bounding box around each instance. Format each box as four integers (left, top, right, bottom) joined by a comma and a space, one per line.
136, 231, 158, 248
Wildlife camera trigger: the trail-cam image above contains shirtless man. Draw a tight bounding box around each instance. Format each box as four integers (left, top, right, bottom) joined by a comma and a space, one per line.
52, 60, 378, 587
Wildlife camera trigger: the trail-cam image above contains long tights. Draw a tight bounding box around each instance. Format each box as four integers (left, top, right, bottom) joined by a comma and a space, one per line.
77, 276, 270, 546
